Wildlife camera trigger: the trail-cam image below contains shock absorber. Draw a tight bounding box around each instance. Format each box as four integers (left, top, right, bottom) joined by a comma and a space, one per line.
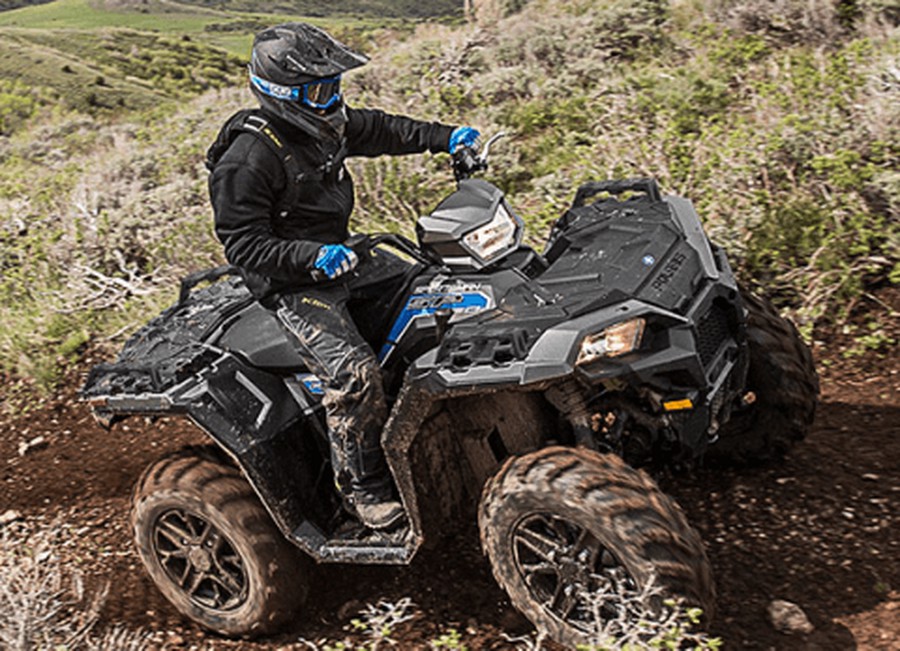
544, 381, 596, 449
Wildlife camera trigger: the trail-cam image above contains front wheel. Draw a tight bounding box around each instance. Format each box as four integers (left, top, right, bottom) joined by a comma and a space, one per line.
478, 447, 715, 648
131, 447, 309, 637
708, 290, 819, 465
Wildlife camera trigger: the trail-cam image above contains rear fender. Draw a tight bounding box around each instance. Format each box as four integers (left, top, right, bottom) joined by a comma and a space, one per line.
86, 349, 328, 554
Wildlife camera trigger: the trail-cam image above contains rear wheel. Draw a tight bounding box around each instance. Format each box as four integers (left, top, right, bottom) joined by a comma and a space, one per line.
709, 291, 819, 465
132, 447, 309, 637
479, 447, 714, 648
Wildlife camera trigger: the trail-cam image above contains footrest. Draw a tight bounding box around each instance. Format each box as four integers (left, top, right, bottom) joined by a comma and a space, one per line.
290, 520, 415, 564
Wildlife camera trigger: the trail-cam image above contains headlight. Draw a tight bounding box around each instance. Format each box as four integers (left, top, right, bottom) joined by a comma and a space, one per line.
463, 203, 518, 262
577, 318, 646, 364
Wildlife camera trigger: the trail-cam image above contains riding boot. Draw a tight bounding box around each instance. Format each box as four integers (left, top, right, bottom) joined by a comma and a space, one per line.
330, 426, 404, 530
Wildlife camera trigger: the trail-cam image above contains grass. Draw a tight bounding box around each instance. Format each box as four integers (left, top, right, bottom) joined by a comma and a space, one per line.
174, 0, 464, 20
0, 29, 233, 114
0, 0, 420, 56
0, 0, 223, 30
0, 0, 896, 390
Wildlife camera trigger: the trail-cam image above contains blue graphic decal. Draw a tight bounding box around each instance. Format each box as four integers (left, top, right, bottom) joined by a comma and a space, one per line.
642, 254, 656, 267
296, 373, 325, 396
378, 292, 490, 363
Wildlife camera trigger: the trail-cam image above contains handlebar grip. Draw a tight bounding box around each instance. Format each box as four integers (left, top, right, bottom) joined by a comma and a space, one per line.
452, 146, 484, 182
179, 265, 239, 304
572, 178, 662, 208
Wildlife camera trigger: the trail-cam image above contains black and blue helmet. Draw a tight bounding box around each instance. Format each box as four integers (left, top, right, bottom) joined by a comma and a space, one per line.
249, 23, 368, 140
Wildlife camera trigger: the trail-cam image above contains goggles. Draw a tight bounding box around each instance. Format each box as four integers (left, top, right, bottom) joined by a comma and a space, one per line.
249, 72, 343, 110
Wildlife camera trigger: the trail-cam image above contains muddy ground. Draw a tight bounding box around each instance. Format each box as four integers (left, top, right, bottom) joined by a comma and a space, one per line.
1, 296, 897, 650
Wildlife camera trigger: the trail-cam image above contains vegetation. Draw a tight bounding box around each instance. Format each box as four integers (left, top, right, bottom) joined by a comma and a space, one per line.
351, 0, 898, 328
175, 0, 464, 19
0, 0, 422, 57
0, 0, 52, 10
0, 521, 151, 650
0, 0, 896, 390
0, 28, 243, 115
295, 587, 720, 650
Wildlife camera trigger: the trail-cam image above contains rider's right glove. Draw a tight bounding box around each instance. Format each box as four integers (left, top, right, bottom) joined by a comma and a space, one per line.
449, 126, 481, 154
314, 244, 359, 280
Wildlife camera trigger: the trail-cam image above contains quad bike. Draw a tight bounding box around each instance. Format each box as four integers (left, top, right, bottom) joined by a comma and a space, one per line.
82, 135, 818, 646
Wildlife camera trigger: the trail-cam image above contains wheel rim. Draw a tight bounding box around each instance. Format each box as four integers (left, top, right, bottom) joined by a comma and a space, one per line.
512, 512, 640, 631
152, 508, 248, 612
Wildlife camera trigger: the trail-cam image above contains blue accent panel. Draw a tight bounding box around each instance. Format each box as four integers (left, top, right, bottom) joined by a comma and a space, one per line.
378, 292, 490, 362
295, 373, 325, 396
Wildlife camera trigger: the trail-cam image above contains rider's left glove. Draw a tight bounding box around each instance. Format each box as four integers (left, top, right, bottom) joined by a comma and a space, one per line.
314, 244, 359, 280
449, 126, 481, 154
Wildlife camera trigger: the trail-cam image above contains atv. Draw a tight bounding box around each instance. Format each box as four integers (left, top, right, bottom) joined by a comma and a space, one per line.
82, 135, 818, 647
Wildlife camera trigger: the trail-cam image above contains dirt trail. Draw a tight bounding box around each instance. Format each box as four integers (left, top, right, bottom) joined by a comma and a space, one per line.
1, 332, 897, 650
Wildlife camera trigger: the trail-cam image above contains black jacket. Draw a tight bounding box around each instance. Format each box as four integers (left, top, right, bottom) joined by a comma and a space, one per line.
209, 107, 455, 297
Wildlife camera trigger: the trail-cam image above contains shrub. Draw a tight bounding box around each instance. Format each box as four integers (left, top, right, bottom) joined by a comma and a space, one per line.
0, 521, 150, 651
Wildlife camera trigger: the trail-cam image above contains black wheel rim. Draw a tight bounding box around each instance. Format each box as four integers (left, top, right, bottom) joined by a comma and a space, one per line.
152, 508, 248, 612
512, 512, 639, 631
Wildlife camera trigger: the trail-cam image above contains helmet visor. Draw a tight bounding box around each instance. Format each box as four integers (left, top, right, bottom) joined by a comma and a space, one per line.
249, 71, 342, 111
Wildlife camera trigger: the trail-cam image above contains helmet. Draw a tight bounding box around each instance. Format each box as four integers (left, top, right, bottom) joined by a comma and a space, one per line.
249, 23, 368, 142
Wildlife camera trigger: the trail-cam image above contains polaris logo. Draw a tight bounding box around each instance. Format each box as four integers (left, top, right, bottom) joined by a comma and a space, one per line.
651, 252, 688, 291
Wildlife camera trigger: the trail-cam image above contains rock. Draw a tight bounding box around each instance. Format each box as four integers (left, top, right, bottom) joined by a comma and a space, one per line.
18, 436, 48, 456
0, 509, 21, 528
768, 599, 815, 635
337, 599, 363, 621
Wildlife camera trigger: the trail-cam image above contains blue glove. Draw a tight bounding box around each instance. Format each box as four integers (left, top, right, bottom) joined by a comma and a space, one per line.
314, 244, 359, 280
449, 126, 481, 154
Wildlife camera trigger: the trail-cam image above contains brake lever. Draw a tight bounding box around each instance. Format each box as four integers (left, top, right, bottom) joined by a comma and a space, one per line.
481, 132, 506, 161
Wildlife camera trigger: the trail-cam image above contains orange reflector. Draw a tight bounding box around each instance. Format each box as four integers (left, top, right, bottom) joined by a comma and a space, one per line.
663, 399, 694, 412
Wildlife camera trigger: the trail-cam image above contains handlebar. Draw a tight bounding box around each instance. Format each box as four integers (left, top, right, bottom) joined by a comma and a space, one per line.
178, 265, 239, 304
366, 233, 431, 265
345, 232, 431, 266
452, 146, 484, 182
452, 132, 506, 182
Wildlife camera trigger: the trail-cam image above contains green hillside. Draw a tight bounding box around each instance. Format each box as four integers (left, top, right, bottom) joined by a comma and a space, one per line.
174, 0, 464, 19
0, 27, 241, 116
0, 0, 897, 389
0, 0, 52, 10
0, 0, 423, 117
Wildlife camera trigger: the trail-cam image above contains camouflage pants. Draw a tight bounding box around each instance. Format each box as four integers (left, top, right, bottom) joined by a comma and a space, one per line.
274, 285, 391, 498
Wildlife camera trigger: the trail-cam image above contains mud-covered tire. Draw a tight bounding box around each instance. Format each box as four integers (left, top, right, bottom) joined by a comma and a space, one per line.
708, 291, 819, 466
132, 447, 308, 637
479, 447, 714, 648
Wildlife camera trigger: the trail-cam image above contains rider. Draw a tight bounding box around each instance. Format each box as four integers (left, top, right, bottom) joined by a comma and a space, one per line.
208, 22, 480, 530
